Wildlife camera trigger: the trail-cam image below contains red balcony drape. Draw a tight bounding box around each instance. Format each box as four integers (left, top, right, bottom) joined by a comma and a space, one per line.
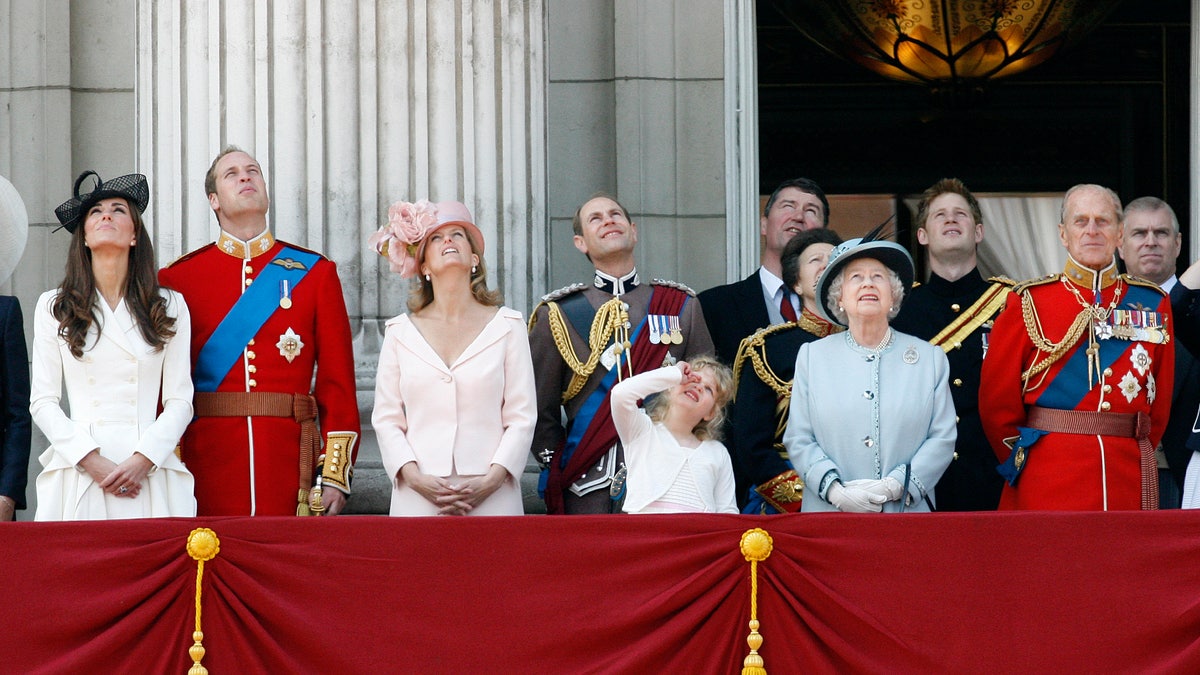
3, 512, 1200, 673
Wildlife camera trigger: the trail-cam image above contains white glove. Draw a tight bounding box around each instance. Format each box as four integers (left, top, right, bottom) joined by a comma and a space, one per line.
845, 477, 905, 503
827, 481, 887, 513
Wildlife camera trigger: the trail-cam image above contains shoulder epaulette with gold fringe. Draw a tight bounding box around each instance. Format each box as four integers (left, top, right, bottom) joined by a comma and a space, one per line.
651, 278, 696, 296
1122, 274, 1168, 296
1012, 273, 1059, 294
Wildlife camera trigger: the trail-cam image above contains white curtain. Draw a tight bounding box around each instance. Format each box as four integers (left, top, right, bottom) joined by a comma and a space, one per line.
976, 194, 1065, 282
904, 193, 1064, 282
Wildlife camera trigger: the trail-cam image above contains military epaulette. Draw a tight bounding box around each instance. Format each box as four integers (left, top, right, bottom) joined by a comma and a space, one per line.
1012, 273, 1059, 294
1121, 274, 1168, 296
539, 282, 587, 303
987, 275, 1018, 287
650, 278, 696, 296
277, 240, 329, 261
162, 242, 216, 268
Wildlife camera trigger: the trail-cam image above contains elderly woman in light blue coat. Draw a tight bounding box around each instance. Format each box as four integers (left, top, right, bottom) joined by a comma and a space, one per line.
784, 233, 956, 512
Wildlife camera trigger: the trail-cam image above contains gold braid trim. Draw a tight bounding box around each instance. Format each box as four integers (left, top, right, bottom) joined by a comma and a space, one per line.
546, 297, 627, 403
731, 323, 796, 401
929, 281, 1013, 352
1019, 287, 1092, 384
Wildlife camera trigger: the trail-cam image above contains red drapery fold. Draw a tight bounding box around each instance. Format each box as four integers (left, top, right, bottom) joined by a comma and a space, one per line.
4, 512, 1200, 673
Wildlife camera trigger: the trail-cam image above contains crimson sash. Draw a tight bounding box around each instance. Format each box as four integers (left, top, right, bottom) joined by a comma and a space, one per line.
544, 287, 689, 514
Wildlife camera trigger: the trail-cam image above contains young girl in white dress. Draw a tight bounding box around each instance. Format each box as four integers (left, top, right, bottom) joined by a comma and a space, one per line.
612, 356, 737, 514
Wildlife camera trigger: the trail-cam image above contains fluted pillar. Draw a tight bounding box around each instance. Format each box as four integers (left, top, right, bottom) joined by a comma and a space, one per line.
136, 0, 547, 511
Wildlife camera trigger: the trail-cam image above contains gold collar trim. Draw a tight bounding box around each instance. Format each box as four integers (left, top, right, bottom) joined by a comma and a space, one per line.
1062, 256, 1118, 291
217, 229, 276, 259
797, 307, 842, 338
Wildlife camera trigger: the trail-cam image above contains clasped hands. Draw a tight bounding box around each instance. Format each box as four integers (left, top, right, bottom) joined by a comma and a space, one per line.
79, 449, 153, 498
828, 477, 904, 513
400, 462, 506, 516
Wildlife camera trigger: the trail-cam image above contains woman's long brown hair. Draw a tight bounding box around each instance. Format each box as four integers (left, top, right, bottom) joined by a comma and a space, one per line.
52, 201, 176, 358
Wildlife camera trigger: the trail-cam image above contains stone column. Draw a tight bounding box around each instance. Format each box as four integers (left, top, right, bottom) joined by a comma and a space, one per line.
136, 0, 547, 512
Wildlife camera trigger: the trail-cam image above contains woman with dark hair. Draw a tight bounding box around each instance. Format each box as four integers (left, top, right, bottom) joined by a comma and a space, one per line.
370, 200, 535, 515
31, 172, 195, 520
728, 228, 844, 513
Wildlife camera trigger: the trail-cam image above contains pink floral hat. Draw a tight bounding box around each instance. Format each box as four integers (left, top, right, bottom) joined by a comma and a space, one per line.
369, 199, 483, 278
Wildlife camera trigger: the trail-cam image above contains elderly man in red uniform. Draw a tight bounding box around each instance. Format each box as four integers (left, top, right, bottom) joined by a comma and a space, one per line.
980, 184, 1173, 510
160, 147, 359, 516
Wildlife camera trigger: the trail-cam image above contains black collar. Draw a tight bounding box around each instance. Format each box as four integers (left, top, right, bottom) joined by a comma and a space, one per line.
593, 268, 640, 295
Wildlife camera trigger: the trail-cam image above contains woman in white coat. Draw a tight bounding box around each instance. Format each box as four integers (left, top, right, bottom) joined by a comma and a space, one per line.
370, 200, 535, 516
32, 172, 195, 520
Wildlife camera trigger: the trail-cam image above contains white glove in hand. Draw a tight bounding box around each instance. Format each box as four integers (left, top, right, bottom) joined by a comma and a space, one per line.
827, 481, 887, 513
844, 477, 905, 502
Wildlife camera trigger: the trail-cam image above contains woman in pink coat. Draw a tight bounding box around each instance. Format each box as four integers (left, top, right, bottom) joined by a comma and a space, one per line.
369, 200, 535, 515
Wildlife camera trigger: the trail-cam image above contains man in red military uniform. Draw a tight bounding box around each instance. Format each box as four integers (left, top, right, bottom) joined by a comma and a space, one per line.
980, 184, 1173, 510
160, 147, 359, 516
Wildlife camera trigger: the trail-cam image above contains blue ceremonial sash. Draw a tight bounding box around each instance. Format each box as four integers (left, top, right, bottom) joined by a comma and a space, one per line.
194, 246, 320, 392
999, 283, 1166, 485
1036, 284, 1163, 411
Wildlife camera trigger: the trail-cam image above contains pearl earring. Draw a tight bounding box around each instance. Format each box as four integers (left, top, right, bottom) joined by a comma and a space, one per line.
471, 265, 477, 274
424, 274, 430, 282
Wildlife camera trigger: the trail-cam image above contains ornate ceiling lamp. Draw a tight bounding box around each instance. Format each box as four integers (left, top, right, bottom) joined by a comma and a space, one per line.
772, 0, 1123, 101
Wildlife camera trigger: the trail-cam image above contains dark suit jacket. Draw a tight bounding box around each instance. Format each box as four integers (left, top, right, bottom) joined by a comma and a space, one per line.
0, 295, 31, 509
697, 272, 771, 366
1164, 284, 1200, 488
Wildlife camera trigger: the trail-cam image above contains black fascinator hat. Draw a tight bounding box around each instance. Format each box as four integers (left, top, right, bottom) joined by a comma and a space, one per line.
54, 171, 150, 234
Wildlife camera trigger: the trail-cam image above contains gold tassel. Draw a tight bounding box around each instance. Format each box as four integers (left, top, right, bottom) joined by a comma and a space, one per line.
740, 528, 774, 675
186, 528, 221, 675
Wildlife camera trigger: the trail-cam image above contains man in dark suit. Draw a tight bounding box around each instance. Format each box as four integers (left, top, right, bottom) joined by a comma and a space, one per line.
697, 178, 828, 365
0, 296, 30, 521
1119, 196, 1190, 508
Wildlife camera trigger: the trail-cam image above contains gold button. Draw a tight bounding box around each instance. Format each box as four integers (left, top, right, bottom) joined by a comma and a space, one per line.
953, 378, 963, 387
951, 303, 961, 312
244, 278, 253, 286
1102, 384, 1112, 393
248, 339, 255, 346
247, 350, 256, 359
244, 265, 253, 274
955, 416, 961, 424
1103, 368, 1113, 377
333, 443, 342, 450
248, 379, 257, 388
953, 342, 962, 350
248, 365, 257, 373
1101, 401, 1111, 411
953, 452, 960, 461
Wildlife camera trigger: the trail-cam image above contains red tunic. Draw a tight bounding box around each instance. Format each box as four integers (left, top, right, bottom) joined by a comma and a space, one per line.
159, 230, 360, 515
980, 260, 1173, 510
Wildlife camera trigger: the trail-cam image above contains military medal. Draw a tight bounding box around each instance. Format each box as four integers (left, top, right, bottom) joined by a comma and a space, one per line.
668, 315, 683, 344
279, 279, 293, 310
648, 314, 662, 345
277, 327, 304, 363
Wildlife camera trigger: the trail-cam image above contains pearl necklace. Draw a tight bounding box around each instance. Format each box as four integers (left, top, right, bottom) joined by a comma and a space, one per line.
847, 327, 893, 355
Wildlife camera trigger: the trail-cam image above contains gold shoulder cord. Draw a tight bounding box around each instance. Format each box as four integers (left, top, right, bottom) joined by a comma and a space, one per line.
546, 296, 628, 403
1019, 289, 1091, 386
732, 325, 794, 400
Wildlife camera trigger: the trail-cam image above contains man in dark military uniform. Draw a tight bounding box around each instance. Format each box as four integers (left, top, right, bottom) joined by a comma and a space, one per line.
529, 193, 714, 514
893, 178, 1013, 510
1118, 196, 1192, 508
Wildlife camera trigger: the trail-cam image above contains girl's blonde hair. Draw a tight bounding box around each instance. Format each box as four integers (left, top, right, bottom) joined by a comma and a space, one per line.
643, 355, 733, 442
